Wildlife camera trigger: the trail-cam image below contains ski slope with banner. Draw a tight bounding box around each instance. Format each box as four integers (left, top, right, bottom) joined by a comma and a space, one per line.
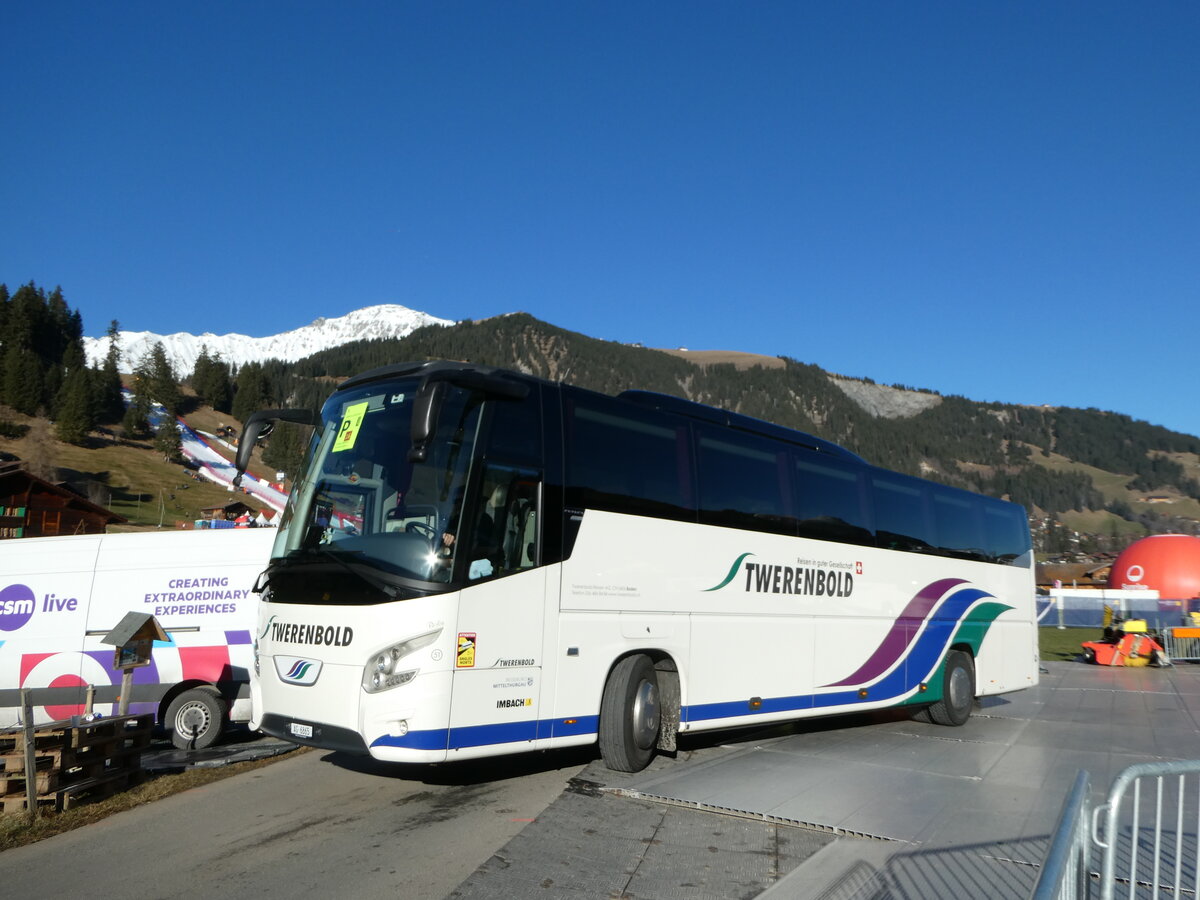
178, 419, 288, 513
134, 391, 289, 514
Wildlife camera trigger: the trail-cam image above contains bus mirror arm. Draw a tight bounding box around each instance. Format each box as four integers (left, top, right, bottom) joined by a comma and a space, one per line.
408, 370, 528, 463
233, 408, 320, 487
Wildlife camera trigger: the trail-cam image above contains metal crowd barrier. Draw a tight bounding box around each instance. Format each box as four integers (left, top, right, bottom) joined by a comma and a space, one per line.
1161, 627, 1200, 663
1033, 760, 1200, 899
1033, 771, 1093, 900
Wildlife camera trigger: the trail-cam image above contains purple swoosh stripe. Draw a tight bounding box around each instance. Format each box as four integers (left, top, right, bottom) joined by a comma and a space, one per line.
823, 577, 967, 687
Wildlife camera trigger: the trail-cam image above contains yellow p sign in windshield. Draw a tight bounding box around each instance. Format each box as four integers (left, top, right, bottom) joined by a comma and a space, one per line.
332, 401, 369, 453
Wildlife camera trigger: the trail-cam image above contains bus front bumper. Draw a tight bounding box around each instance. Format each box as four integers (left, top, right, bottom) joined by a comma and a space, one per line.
259, 713, 370, 754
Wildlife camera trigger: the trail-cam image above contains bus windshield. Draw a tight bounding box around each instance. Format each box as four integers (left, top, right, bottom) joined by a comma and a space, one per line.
271, 377, 484, 597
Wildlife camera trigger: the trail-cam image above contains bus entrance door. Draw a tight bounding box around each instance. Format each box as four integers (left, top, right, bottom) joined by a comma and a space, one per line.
447, 567, 547, 755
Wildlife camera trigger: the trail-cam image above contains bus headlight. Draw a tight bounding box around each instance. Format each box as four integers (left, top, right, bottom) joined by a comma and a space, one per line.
361, 628, 441, 694
253, 640, 260, 676
369, 667, 417, 692
372, 648, 399, 676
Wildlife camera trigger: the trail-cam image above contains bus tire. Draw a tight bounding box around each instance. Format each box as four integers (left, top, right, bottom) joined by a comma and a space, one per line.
599, 655, 661, 773
927, 650, 974, 727
166, 687, 227, 750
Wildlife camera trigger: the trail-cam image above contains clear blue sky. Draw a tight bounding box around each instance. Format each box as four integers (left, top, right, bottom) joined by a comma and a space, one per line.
3, 3, 1198, 437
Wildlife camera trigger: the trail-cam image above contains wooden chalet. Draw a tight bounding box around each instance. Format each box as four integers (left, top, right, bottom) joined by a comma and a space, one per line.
0, 461, 128, 538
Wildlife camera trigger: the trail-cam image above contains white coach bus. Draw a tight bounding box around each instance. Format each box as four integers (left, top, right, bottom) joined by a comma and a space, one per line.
236, 361, 1037, 772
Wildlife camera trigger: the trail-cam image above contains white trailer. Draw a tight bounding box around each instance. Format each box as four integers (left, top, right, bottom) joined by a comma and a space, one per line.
0, 528, 274, 748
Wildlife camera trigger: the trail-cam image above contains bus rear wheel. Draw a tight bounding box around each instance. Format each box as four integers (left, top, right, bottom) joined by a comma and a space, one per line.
599, 655, 661, 772
927, 650, 975, 727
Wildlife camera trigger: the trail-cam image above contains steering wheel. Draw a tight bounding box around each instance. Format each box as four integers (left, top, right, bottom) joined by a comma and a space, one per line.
406, 521, 437, 540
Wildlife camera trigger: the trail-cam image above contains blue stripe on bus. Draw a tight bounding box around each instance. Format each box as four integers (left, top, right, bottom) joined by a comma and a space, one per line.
371, 585, 1001, 751
369, 714, 601, 751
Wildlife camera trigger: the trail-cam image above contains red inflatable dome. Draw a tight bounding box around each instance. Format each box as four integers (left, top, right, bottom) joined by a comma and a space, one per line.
1108, 535, 1200, 600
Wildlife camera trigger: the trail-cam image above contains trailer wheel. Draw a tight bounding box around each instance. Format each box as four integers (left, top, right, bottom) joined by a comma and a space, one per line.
927, 650, 974, 727
599, 655, 660, 773
166, 687, 227, 750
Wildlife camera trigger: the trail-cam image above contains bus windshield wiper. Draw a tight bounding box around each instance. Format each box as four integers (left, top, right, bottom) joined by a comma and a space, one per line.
310, 547, 401, 599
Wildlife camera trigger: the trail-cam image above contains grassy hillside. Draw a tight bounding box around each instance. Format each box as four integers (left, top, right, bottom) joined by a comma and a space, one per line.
0, 407, 274, 530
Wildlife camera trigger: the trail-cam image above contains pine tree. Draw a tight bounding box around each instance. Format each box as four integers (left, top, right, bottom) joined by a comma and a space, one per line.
191, 345, 233, 413
261, 422, 309, 481
55, 366, 96, 445
147, 342, 181, 415
122, 394, 151, 439
4, 283, 41, 353
96, 319, 126, 423
208, 355, 233, 413
190, 345, 212, 391
2, 344, 44, 415
231, 362, 269, 423
154, 415, 183, 463
123, 352, 155, 439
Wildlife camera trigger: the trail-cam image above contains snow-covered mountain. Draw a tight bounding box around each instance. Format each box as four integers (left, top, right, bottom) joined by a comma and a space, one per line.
83, 304, 454, 376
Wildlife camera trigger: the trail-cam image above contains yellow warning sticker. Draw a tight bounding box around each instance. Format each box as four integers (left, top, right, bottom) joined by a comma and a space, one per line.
456, 633, 476, 668
331, 401, 369, 453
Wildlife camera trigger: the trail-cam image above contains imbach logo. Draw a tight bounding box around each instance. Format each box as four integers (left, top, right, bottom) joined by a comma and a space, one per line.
703, 553, 855, 598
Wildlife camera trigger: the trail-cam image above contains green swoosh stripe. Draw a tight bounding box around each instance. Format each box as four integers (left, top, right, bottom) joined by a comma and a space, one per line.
704, 553, 755, 592
951, 601, 1015, 655
901, 601, 1015, 708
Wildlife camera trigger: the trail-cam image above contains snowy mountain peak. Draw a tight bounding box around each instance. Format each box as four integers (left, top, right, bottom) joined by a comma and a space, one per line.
83, 304, 454, 376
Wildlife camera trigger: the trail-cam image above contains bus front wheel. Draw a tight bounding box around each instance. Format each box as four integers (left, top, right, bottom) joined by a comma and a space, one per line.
927, 650, 975, 727
599, 655, 661, 772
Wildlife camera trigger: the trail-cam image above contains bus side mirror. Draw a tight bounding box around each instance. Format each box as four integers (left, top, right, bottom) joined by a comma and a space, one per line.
409, 382, 447, 463
234, 408, 320, 487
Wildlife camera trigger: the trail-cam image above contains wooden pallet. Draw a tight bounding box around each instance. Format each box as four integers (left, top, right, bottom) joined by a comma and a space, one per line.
0, 730, 66, 757
59, 768, 147, 811
0, 714, 154, 814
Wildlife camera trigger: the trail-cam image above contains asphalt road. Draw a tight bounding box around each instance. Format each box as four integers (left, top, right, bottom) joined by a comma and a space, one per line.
0, 745, 591, 899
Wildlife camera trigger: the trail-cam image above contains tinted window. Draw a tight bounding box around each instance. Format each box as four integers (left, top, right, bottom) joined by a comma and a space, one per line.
696, 427, 794, 534
484, 385, 542, 464
794, 454, 873, 545
565, 394, 693, 520
932, 487, 987, 561
872, 473, 933, 553
983, 501, 1032, 567
457, 462, 541, 581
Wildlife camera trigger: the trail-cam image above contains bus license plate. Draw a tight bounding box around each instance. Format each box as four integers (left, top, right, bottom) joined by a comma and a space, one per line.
289, 722, 313, 739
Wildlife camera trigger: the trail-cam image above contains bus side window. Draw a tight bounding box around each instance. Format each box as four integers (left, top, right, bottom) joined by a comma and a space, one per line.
464, 464, 541, 580
794, 454, 873, 546
565, 395, 694, 522
696, 426, 795, 535
932, 487, 987, 561
503, 475, 540, 570
983, 501, 1033, 567
871, 473, 933, 554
